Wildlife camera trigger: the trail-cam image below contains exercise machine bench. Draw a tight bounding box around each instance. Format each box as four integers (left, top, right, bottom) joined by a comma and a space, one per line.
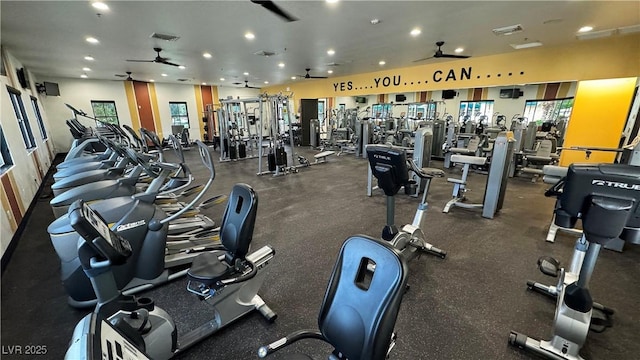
443, 154, 488, 213
313, 150, 335, 164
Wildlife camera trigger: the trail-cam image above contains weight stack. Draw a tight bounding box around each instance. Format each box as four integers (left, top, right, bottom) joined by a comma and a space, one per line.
229, 144, 237, 159
268, 151, 276, 171
238, 143, 247, 158
275, 147, 287, 166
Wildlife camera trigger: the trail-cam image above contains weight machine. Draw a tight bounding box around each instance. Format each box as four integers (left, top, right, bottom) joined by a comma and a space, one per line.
257, 93, 302, 176
218, 98, 262, 162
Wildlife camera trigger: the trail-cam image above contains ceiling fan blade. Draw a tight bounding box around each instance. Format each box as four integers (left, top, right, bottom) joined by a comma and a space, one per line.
251, 0, 298, 22
413, 56, 435, 62
126, 59, 155, 63
439, 54, 471, 59
159, 60, 181, 67
308, 76, 328, 79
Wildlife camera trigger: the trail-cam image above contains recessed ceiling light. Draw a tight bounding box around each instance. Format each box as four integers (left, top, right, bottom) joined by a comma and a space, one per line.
178, 65, 186, 69
278, 62, 285, 68
86, 37, 99, 44
264, 81, 269, 84
220, 77, 225, 81
203, 52, 212, 59
243, 72, 249, 76
454, 47, 464, 53
245, 32, 255, 40
149, 79, 155, 82
327, 49, 335, 55
492, 24, 523, 36
410, 28, 421, 36
291, 76, 297, 80
510, 42, 543, 50
82, 67, 91, 71
327, 70, 333, 74
161, 73, 168, 77
578, 26, 593, 33
202, 82, 207, 85
370, 18, 381, 25
84, 56, 94, 61
92, 2, 109, 11
326, 0, 339, 3
576, 29, 615, 40
378, 60, 386, 66
80, 74, 88, 78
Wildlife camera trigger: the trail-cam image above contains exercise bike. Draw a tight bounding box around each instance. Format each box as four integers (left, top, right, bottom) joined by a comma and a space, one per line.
64, 185, 275, 359
509, 163, 640, 360
366, 144, 447, 260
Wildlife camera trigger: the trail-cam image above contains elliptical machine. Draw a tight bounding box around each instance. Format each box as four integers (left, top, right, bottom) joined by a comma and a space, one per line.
49, 140, 220, 308
366, 144, 447, 260
65, 183, 275, 359
509, 163, 640, 359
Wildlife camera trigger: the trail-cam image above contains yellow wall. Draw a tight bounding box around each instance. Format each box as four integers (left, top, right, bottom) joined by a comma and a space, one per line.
560, 77, 638, 166
264, 34, 640, 108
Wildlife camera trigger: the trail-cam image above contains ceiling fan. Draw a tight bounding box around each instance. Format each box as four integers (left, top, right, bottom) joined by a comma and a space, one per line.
114, 71, 134, 81
414, 41, 470, 62
233, 80, 261, 89
299, 68, 328, 79
126, 47, 182, 67
251, 0, 298, 22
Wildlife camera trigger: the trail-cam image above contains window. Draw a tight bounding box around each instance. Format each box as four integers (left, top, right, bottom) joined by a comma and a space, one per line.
30, 96, 47, 140
7, 86, 36, 150
0, 125, 14, 173
523, 98, 574, 126
459, 100, 494, 125
91, 100, 119, 126
169, 102, 189, 128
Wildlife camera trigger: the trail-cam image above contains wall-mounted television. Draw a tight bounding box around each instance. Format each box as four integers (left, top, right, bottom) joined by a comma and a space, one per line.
43, 82, 60, 96
442, 90, 457, 99
395, 94, 407, 102
355, 96, 367, 104
500, 88, 524, 99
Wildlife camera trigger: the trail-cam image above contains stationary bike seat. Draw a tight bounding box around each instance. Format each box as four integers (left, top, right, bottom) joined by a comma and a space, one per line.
187, 253, 229, 285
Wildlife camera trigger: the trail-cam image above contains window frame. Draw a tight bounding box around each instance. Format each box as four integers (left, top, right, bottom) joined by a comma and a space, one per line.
7, 86, 36, 150
0, 125, 14, 174
30, 96, 47, 140
523, 97, 574, 126
90, 100, 120, 126
458, 100, 495, 125
169, 101, 190, 129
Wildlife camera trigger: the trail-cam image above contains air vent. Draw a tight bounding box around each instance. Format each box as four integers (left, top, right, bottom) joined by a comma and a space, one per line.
254, 50, 277, 57
492, 24, 523, 36
177, 78, 189, 82
150, 32, 181, 41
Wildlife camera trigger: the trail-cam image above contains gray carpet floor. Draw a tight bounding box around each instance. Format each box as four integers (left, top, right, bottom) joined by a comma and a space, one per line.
2, 145, 639, 360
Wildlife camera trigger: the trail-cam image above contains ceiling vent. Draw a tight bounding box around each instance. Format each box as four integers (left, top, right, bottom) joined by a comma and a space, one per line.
492, 24, 523, 36
254, 50, 277, 57
177, 78, 189, 82
150, 32, 181, 41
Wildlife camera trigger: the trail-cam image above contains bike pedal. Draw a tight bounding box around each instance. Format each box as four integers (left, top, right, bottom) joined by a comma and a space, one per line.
537, 256, 561, 277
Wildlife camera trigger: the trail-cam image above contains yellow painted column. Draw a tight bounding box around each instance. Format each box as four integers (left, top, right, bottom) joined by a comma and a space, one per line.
123, 81, 141, 129
559, 77, 638, 166
194, 85, 204, 138
148, 83, 163, 139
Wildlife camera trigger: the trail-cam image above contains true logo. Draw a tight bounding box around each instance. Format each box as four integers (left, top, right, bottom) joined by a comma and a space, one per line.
591, 179, 640, 191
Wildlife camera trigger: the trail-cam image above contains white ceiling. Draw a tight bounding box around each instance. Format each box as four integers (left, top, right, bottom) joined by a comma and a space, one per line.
1, 1, 639, 88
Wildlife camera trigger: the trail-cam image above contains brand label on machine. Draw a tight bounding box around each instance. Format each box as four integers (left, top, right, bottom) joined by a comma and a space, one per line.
116, 220, 146, 232
592, 179, 640, 191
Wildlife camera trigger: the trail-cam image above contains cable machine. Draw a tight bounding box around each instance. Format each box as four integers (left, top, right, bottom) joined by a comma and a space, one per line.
257, 93, 299, 176
218, 97, 262, 162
